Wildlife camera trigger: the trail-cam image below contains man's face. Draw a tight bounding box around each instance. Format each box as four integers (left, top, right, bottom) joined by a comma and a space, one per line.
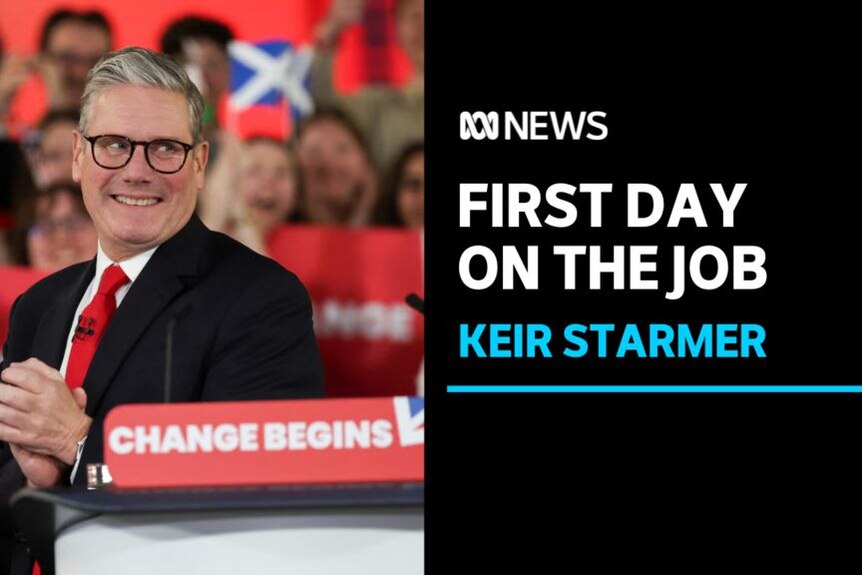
43, 21, 111, 102
180, 38, 229, 103
37, 119, 76, 188
27, 189, 97, 272
72, 84, 208, 261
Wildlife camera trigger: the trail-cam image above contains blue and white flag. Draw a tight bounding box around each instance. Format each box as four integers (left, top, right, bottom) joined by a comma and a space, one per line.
228, 40, 314, 137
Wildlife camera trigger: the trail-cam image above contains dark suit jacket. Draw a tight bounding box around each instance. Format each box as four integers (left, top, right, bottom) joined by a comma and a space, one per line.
0, 215, 324, 568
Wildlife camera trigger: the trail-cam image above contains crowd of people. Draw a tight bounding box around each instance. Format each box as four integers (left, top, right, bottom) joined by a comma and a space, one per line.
0, 0, 424, 267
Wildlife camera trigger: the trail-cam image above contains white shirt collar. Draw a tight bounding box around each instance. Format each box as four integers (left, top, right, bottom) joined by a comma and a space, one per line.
94, 242, 158, 284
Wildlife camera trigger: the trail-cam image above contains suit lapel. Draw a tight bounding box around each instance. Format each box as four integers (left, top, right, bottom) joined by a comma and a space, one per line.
83, 215, 209, 414
32, 261, 95, 369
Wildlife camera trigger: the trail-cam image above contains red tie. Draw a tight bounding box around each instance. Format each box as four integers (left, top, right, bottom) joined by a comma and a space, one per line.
65, 264, 129, 390
35, 269, 128, 575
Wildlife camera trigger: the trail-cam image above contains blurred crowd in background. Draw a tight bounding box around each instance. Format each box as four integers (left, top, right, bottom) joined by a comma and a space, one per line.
0, 0, 424, 268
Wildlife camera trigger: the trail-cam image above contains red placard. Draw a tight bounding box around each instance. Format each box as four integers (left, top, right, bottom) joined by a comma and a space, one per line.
268, 225, 424, 397
0, 266, 49, 350
104, 396, 424, 488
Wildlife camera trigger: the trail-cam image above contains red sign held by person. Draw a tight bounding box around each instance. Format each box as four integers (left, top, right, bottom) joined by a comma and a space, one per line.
268, 226, 424, 398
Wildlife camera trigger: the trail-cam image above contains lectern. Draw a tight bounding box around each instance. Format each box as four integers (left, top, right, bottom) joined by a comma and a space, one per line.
12, 482, 423, 575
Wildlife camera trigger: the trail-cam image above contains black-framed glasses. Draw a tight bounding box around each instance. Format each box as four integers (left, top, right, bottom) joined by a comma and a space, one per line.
83, 134, 195, 174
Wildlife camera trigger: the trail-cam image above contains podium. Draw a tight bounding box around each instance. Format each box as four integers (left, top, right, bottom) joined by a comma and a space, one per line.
12, 482, 424, 575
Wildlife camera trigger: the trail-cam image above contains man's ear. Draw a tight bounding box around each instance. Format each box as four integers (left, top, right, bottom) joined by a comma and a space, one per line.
71, 131, 85, 183
193, 140, 210, 192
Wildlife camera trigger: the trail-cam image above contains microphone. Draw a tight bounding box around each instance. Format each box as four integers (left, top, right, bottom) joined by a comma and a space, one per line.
405, 293, 424, 315
164, 302, 193, 403
74, 315, 96, 340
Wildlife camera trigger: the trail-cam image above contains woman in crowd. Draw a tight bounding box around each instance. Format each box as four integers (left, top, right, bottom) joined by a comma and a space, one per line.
200, 134, 299, 254
240, 137, 299, 234
10, 180, 97, 271
376, 141, 424, 229
296, 107, 377, 227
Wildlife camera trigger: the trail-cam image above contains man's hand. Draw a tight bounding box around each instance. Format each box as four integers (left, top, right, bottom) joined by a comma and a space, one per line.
7, 388, 88, 488
0, 54, 36, 116
316, 0, 366, 50
9, 443, 68, 488
37, 52, 69, 109
0, 358, 92, 471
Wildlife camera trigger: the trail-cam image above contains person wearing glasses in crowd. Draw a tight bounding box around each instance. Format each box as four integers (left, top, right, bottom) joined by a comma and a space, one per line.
0, 47, 323, 571
0, 9, 111, 138
8, 181, 98, 272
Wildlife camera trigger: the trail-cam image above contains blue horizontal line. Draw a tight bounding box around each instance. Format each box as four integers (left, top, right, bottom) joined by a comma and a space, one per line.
447, 385, 862, 393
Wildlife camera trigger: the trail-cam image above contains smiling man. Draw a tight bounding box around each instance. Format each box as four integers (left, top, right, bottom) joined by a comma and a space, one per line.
0, 47, 323, 571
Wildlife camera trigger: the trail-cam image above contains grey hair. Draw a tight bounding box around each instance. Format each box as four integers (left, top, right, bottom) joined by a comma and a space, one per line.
79, 47, 205, 143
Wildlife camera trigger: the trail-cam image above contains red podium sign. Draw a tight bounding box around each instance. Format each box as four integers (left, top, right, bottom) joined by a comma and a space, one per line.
104, 397, 424, 488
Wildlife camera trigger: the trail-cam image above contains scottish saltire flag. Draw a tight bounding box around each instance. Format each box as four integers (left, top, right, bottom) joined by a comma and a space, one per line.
227, 40, 314, 139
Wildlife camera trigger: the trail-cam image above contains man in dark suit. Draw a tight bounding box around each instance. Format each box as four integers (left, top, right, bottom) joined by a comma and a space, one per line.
0, 47, 323, 569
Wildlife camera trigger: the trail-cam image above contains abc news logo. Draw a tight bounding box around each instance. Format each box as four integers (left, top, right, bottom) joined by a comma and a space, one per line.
459, 111, 608, 141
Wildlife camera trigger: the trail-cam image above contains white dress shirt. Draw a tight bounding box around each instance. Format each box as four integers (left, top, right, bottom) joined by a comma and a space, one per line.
59, 243, 157, 377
